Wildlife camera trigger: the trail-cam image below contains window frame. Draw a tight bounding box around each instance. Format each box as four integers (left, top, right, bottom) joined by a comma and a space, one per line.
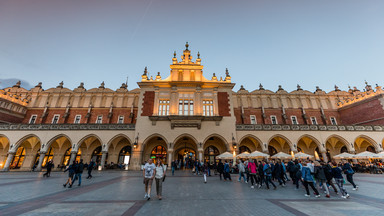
74, 115, 81, 124
291, 116, 298, 125
250, 115, 257, 124
51, 114, 60, 124
96, 115, 103, 124
270, 115, 278, 125
330, 117, 337, 125
29, 115, 37, 124
178, 99, 194, 116
203, 100, 214, 116
310, 116, 318, 125
158, 100, 170, 116
118, 115, 124, 124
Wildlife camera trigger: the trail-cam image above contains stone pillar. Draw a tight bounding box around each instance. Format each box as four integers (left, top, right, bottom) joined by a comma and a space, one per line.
36, 152, 46, 171
100, 151, 107, 170
167, 150, 173, 169
69, 151, 77, 165
321, 152, 328, 162
2, 152, 15, 171
198, 150, 203, 161
130, 150, 143, 170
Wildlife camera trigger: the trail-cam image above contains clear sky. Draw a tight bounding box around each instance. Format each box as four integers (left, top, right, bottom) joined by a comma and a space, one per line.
0, 0, 383, 92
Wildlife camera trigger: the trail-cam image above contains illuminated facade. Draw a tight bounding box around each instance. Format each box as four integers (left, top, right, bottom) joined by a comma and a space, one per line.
0, 43, 384, 171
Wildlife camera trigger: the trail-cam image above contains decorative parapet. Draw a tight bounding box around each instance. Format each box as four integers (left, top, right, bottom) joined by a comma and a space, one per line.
149, 115, 223, 129
336, 85, 383, 108
236, 124, 384, 131
0, 124, 135, 131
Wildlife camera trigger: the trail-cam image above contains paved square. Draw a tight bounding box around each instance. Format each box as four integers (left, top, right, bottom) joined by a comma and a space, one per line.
0, 171, 383, 216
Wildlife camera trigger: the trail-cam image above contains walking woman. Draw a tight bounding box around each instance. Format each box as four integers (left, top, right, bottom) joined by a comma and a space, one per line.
331, 162, 349, 199
302, 161, 320, 198
314, 161, 330, 198
342, 160, 358, 190
63, 161, 76, 188
247, 159, 257, 188
203, 162, 209, 183
155, 159, 166, 200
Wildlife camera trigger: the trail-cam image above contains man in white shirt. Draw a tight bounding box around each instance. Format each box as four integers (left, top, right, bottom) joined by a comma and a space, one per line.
143, 159, 156, 200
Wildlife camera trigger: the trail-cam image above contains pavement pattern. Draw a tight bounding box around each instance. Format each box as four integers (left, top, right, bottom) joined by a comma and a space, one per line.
0, 170, 383, 216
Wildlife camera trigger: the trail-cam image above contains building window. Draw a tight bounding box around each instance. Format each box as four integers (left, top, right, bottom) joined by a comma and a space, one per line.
158, 100, 170, 116
179, 99, 193, 115
270, 115, 278, 125
291, 116, 298, 125
118, 115, 124, 124
203, 100, 214, 116
74, 115, 81, 124
250, 115, 257, 124
96, 115, 103, 124
29, 115, 37, 124
311, 117, 317, 125
52, 115, 60, 124
330, 117, 337, 125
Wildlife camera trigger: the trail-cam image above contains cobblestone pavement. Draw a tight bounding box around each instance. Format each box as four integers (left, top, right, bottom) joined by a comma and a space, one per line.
0, 171, 383, 216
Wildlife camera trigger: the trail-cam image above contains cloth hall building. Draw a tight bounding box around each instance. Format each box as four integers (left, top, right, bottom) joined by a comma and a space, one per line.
1, 43, 384, 171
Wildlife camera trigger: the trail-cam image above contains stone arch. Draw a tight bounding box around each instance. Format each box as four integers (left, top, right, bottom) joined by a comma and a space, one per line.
173, 134, 199, 147
13, 134, 41, 151
142, 134, 168, 164
202, 134, 229, 151
354, 135, 379, 153
107, 134, 133, 165
238, 134, 263, 153
296, 134, 322, 153
0, 135, 10, 168
77, 134, 103, 149
45, 134, 72, 169
267, 134, 293, 154
45, 134, 73, 150
325, 134, 351, 161
11, 134, 40, 170
0, 134, 10, 149
173, 135, 199, 165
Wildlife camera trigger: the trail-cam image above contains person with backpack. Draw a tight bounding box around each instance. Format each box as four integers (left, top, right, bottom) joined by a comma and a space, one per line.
263, 160, 276, 190
238, 160, 246, 183
287, 160, 295, 183
223, 160, 232, 181
302, 161, 320, 197
324, 161, 338, 194
257, 161, 264, 188
293, 160, 302, 189
217, 160, 224, 180
274, 160, 286, 186
314, 161, 330, 198
87, 159, 95, 179
71, 159, 84, 187
331, 162, 349, 199
342, 160, 358, 190
247, 159, 257, 188
63, 161, 76, 188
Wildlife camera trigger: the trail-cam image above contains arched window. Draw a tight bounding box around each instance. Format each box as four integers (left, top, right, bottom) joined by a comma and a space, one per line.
367, 146, 375, 153
204, 145, 220, 164
268, 146, 277, 156
62, 148, 81, 166
118, 145, 132, 164
151, 146, 167, 164
34, 147, 54, 168
11, 147, 26, 169
91, 146, 107, 164
239, 146, 251, 154
340, 146, 348, 153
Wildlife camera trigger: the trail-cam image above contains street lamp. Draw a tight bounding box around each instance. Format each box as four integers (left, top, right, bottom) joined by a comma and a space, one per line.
133, 133, 139, 149
232, 134, 237, 149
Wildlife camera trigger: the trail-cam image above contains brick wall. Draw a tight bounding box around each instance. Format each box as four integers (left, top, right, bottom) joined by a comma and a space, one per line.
217, 92, 231, 116
0, 112, 24, 123
141, 91, 155, 116
339, 96, 384, 125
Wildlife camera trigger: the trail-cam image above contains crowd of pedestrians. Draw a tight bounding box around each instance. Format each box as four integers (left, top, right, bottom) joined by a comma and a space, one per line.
228, 158, 358, 199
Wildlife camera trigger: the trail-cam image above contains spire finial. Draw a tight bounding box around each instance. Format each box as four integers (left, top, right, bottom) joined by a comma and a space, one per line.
173, 51, 176, 58
185, 41, 189, 50
259, 83, 264, 90
197, 51, 200, 58
143, 66, 148, 75
225, 68, 229, 77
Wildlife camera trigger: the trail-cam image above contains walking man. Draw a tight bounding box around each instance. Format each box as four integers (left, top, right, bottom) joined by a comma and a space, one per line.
43, 160, 54, 177
87, 159, 95, 179
143, 158, 156, 200
72, 159, 84, 186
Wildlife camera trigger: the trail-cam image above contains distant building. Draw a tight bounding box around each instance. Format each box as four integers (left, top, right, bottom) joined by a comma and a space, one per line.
0, 43, 383, 171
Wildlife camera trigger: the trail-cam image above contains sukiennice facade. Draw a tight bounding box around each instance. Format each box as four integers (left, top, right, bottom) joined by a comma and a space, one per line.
1, 43, 384, 171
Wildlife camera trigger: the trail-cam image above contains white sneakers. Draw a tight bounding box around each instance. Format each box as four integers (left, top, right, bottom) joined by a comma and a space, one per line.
305, 194, 310, 197
342, 194, 350, 199
251, 186, 254, 189
144, 194, 148, 199
315, 195, 321, 198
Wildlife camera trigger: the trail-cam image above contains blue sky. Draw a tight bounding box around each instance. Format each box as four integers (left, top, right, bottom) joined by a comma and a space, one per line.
0, 0, 383, 91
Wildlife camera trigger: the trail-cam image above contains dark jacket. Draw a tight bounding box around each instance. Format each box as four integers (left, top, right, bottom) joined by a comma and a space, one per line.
46, 161, 54, 171
76, 162, 84, 174
273, 163, 282, 176
64, 164, 76, 176
287, 161, 294, 173
302, 166, 314, 182
314, 166, 326, 180
217, 162, 224, 173
342, 163, 354, 175
331, 166, 344, 179
88, 161, 95, 170
257, 163, 264, 175
323, 164, 333, 180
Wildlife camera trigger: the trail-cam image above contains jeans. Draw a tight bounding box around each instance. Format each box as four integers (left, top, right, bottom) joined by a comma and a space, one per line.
72, 173, 82, 186
155, 178, 162, 196
249, 173, 257, 185
265, 176, 276, 189
316, 179, 329, 195
219, 172, 223, 180
346, 174, 357, 188
294, 177, 301, 189
238, 172, 246, 182
172, 167, 175, 176
258, 174, 264, 186
87, 169, 93, 178
334, 178, 348, 196
303, 180, 319, 195
224, 172, 231, 180
327, 179, 338, 193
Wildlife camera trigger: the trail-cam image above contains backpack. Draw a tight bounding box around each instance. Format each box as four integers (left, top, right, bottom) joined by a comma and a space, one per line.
265, 165, 272, 175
